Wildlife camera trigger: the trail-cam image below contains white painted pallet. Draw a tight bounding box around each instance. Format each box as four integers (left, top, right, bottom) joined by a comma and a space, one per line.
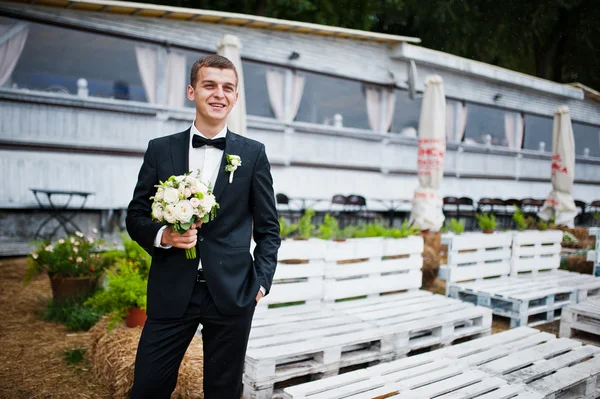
282, 328, 549, 399
438, 232, 513, 294
480, 337, 600, 399
333, 291, 492, 355
449, 274, 580, 327
560, 296, 600, 345
511, 230, 563, 275
244, 309, 393, 399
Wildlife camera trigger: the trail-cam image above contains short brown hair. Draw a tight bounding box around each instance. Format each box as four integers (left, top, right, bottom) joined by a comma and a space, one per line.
190, 54, 238, 88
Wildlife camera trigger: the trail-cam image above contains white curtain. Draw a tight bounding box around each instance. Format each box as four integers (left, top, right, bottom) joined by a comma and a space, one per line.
165, 51, 186, 108
504, 112, 524, 149
365, 86, 381, 131
135, 46, 158, 104
266, 69, 285, 121
0, 23, 29, 87
446, 102, 468, 142
217, 34, 247, 135
266, 69, 305, 122
365, 86, 396, 132
289, 73, 305, 121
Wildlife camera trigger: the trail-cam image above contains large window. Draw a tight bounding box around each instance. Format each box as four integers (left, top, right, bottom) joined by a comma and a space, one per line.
523, 114, 553, 152
391, 90, 421, 135
3, 17, 147, 102
295, 72, 370, 129
463, 103, 507, 146
242, 61, 278, 118
573, 122, 600, 158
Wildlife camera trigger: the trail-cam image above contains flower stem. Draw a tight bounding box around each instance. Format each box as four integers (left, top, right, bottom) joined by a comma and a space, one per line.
185, 247, 196, 259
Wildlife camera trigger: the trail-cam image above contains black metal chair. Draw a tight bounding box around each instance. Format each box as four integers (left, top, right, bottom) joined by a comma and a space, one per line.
574, 200, 586, 226
587, 200, 600, 226
458, 197, 476, 230
443, 196, 460, 218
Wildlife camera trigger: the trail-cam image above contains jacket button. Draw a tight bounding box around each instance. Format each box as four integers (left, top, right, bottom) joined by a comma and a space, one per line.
198, 236, 204, 242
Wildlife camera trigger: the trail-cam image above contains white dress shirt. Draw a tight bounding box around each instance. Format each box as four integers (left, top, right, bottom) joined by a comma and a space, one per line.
153, 123, 265, 295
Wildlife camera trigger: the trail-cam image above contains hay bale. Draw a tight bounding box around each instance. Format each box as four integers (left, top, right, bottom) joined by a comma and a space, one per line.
421, 232, 441, 289
89, 321, 204, 398
564, 255, 594, 275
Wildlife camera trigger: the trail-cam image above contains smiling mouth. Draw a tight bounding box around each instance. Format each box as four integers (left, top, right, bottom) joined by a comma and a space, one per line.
209, 103, 226, 109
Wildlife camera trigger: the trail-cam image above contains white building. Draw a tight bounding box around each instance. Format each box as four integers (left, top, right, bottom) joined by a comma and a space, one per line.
0, 0, 599, 243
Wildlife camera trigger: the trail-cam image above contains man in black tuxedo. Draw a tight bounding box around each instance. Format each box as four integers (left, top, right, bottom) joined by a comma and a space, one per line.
126, 54, 280, 398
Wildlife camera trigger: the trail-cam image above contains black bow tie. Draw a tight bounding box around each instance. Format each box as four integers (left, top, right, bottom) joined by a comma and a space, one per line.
192, 135, 226, 150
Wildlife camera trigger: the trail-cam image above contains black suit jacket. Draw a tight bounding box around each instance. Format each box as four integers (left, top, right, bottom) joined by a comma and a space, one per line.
126, 128, 280, 318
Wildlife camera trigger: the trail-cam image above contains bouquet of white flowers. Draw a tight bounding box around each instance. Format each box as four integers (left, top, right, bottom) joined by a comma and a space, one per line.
150, 170, 219, 259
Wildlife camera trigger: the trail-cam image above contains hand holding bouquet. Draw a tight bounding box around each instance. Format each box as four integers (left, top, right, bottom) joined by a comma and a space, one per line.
150, 170, 219, 259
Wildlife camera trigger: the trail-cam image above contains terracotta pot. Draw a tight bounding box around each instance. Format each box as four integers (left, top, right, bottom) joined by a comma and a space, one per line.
48, 274, 99, 303
483, 229, 494, 234
125, 307, 147, 328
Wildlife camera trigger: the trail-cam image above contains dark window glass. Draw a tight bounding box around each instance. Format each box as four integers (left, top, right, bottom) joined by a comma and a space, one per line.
523, 114, 553, 152
391, 90, 421, 135
3, 17, 147, 102
573, 122, 600, 157
464, 103, 507, 146
241, 61, 277, 118
295, 72, 369, 129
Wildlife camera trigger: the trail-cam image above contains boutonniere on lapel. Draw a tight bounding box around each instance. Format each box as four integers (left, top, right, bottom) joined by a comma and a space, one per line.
225, 154, 242, 183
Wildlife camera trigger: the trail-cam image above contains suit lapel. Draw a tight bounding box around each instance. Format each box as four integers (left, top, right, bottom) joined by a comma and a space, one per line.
171, 128, 191, 177
212, 130, 245, 202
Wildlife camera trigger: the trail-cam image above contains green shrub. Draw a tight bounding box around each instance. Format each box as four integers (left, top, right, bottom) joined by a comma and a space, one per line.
444, 218, 465, 234
279, 217, 298, 239
317, 214, 342, 240
42, 298, 103, 332
85, 261, 147, 328
512, 206, 529, 231
476, 213, 496, 231
297, 209, 316, 239
387, 220, 421, 238
63, 348, 87, 366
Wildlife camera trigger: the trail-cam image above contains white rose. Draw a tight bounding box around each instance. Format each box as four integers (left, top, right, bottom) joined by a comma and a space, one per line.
75, 231, 84, 238
163, 188, 179, 204
174, 200, 194, 223
195, 181, 209, 195
175, 175, 186, 183
231, 158, 240, 167
155, 188, 164, 200
76, 257, 83, 263
185, 175, 198, 185
184, 188, 192, 198
45, 245, 54, 252
201, 194, 216, 212
164, 204, 177, 224
191, 187, 198, 194
152, 203, 164, 221
58, 239, 65, 244
190, 197, 201, 209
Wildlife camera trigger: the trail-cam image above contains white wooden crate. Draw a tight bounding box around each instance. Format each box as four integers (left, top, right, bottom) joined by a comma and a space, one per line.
560, 296, 600, 345
244, 309, 393, 399
258, 261, 326, 308
438, 232, 513, 294
283, 327, 599, 399
283, 328, 546, 399
448, 273, 580, 327
277, 239, 328, 262
334, 292, 492, 355
511, 230, 562, 275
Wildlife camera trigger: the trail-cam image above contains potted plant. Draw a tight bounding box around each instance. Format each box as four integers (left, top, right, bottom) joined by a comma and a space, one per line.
512, 205, 529, 231
279, 216, 298, 239
25, 232, 106, 302
317, 214, 344, 241
85, 261, 148, 328
476, 213, 496, 234
296, 209, 316, 240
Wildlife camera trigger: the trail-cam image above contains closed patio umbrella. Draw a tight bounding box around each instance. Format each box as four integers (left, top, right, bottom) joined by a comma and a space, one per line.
217, 34, 247, 136
409, 75, 446, 231
538, 105, 578, 226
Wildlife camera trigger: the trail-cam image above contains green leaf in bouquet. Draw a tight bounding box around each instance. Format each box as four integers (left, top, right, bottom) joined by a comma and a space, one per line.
180, 222, 192, 231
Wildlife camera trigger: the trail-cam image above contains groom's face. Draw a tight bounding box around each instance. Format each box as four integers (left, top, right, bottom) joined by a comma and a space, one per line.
187, 67, 238, 124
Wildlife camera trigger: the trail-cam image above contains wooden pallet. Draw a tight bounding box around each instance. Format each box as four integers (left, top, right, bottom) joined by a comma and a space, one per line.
438, 232, 513, 295
480, 338, 600, 399
560, 297, 600, 345
282, 328, 547, 399
449, 274, 580, 327
332, 291, 492, 355
283, 327, 600, 399
511, 230, 562, 275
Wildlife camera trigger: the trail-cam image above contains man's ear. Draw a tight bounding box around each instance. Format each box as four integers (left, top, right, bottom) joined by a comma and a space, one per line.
187, 85, 195, 101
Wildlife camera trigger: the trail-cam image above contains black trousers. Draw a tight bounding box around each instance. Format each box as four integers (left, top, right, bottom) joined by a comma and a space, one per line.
130, 279, 256, 399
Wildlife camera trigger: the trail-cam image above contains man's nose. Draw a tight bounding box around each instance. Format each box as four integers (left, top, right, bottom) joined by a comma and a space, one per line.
213, 86, 224, 98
